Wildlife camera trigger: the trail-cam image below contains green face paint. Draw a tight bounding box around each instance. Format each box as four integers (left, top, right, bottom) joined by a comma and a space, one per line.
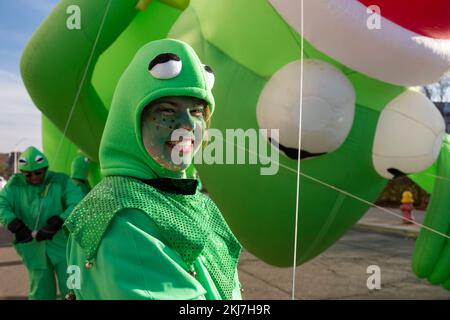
141, 96, 208, 171
99, 39, 215, 180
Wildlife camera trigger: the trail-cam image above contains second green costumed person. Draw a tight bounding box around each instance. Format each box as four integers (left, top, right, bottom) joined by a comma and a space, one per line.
65, 39, 242, 300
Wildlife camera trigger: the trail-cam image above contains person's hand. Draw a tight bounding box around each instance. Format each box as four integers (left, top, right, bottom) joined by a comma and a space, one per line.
35, 216, 64, 242
7, 218, 33, 244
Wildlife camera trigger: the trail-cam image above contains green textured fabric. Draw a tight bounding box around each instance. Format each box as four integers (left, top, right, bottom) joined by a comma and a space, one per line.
65, 176, 241, 299
99, 38, 215, 180
67, 208, 242, 300
18, 146, 49, 172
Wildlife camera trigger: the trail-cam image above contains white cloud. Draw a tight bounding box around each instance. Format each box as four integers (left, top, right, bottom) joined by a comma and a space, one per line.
0, 70, 42, 153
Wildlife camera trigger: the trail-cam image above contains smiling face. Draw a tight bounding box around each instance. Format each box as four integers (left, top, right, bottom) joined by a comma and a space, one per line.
99, 39, 216, 180
141, 96, 208, 172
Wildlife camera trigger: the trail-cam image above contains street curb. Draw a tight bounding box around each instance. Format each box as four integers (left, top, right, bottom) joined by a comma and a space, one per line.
353, 223, 419, 239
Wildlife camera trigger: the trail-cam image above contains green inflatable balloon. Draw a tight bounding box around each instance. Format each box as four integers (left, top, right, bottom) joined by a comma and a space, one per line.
20, 0, 450, 291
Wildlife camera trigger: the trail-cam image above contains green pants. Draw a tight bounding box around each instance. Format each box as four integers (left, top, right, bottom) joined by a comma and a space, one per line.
27, 258, 68, 300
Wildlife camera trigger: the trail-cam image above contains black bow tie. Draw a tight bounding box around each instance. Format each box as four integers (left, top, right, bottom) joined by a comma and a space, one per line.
141, 178, 199, 195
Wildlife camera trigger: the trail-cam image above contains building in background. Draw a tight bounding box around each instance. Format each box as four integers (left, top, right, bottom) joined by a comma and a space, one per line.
0, 152, 19, 180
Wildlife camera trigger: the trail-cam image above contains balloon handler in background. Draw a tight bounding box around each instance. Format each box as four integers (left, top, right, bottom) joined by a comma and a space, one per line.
71, 154, 91, 197
65, 39, 242, 300
0, 147, 84, 299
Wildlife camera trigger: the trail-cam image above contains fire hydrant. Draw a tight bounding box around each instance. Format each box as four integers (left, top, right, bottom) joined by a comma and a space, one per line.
400, 191, 414, 224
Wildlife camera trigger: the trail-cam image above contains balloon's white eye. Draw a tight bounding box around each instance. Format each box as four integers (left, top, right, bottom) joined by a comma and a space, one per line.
35, 155, 44, 164
257, 59, 355, 160
203, 65, 215, 89
18, 158, 27, 165
372, 90, 445, 179
148, 53, 182, 79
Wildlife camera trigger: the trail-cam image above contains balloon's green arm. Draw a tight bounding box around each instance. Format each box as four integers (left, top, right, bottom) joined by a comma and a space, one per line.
408, 164, 437, 194
412, 134, 450, 290
20, 0, 142, 161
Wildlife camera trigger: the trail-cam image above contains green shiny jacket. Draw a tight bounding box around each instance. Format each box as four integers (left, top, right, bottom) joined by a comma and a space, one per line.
67, 207, 242, 300
0, 171, 84, 269
65, 176, 242, 300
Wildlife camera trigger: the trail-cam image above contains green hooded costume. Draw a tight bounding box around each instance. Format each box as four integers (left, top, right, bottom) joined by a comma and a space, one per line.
0, 147, 84, 299
65, 39, 242, 300
70, 155, 91, 196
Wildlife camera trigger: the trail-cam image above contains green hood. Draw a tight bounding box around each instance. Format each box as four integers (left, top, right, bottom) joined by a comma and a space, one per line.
100, 39, 215, 179
71, 154, 89, 180
18, 146, 49, 171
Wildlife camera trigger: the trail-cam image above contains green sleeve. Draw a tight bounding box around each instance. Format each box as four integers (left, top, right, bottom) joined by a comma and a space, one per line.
60, 177, 84, 220
0, 183, 17, 227
69, 208, 207, 300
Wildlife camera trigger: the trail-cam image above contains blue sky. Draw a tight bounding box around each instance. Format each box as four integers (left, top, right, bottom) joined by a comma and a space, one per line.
0, 0, 58, 153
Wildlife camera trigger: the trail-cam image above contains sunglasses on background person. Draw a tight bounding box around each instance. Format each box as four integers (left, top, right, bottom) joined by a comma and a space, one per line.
21, 169, 46, 178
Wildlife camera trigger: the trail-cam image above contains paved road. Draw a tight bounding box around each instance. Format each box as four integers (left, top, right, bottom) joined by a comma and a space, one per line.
355, 207, 424, 239
0, 227, 449, 300
0, 227, 27, 299
239, 230, 450, 299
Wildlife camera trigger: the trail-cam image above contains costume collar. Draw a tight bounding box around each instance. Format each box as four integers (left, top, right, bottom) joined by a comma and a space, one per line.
141, 177, 198, 195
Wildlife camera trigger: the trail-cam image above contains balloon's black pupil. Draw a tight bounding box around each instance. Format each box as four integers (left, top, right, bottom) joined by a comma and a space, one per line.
204, 65, 213, 74
148, 53, 181, 70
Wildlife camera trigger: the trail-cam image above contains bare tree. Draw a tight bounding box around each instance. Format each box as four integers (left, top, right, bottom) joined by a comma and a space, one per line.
422, 75, 450, 102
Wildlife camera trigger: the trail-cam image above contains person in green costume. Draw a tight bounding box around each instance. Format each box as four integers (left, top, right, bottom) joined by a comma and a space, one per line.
70, 155, 91, 197
0, 146, 84, 300
65, 39, 242, 300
